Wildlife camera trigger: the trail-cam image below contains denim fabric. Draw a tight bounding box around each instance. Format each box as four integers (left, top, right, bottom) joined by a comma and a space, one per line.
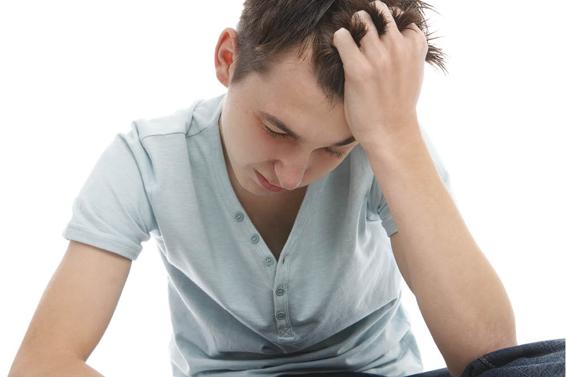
458, 338, 564, 377
279, 338, 565, 377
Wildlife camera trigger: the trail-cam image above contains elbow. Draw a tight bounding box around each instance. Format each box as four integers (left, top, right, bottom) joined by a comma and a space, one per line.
8, 350, 31, 377
9, 351, 78, 377
446, 330, 518, 377
9, 353, 103, 377
9, 355, 44, 377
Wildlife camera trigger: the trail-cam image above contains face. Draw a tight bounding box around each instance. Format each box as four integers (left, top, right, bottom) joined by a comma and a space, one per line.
214, 28, 358, 198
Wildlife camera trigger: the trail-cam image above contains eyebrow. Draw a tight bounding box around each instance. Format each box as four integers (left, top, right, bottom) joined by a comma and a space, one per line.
258, 111, 357, 147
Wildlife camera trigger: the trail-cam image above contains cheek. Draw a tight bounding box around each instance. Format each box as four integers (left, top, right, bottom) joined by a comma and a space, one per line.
233, 122, 276, 162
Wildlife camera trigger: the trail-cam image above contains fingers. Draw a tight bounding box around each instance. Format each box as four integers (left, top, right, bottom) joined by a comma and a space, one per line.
368, 0, 401, 36
333, 0, 406, 69
332, 27, 364, 73
351, 1, 401, 41
352, 10, 379, 55
353, 10, 378, 37
400, 22, 428, 55
351, 1, 402, 55
401, 22, 426, 39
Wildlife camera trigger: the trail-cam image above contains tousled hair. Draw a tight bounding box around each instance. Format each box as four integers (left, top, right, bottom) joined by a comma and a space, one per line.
232, 0, 446, 106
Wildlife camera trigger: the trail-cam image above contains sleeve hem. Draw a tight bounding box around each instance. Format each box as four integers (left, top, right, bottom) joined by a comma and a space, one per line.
382, 221, 399, 238
61, 225, 141, 261
381, 215, 398, 238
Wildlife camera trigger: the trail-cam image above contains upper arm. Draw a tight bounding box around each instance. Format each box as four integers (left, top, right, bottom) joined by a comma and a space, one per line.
61, 131, 156, 261
12, 240, 132, 368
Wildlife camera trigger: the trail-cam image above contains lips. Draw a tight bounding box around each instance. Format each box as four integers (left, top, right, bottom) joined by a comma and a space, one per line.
256, 170, 283, 191
264, 175, 281, 188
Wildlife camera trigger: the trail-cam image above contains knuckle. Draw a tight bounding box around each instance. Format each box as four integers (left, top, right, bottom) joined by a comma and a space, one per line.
415, 27, 427, 42
406, 29, 425, 46
416, 34, 428, 50
391, 6, 403, 14
352, 9, 367, 21
333, 28, 347, 43
370, 0, 386, 9
334, 27, 346, 37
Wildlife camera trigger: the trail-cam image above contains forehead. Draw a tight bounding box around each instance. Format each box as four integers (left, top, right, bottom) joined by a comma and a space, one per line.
245, 49, 347, 136
260, 49, 333, 110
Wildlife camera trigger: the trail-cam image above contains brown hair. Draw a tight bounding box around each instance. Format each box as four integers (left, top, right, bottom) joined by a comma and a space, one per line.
231, 0, 446, 106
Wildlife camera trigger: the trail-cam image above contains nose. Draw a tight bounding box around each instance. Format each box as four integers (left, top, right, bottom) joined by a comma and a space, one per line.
274, 151, 310, 190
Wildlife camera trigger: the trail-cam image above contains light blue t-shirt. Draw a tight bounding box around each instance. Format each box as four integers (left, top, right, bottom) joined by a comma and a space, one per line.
62, 93, 450, 377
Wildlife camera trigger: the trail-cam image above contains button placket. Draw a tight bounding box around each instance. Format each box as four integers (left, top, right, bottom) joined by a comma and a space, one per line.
273, 266, 292, 339
264, 256, 274, 267
234, 211, 245, 222
233, 207, 292, 338
236, 212, 278, 270
250, 233, 260, 244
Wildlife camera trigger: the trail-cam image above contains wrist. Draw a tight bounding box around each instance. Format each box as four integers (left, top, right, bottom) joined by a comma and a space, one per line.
360, 119, 424, 161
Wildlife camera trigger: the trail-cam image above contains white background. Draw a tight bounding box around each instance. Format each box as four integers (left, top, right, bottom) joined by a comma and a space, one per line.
1, 1, 564, 376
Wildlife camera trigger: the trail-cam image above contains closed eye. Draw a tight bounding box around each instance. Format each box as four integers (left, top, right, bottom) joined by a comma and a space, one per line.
262, 125, 345, 158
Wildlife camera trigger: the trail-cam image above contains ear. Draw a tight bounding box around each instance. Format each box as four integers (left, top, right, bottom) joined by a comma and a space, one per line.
214, 28, 239, 88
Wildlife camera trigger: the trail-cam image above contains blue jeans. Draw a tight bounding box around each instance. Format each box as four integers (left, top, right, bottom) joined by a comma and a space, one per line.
279, 338, 565, 377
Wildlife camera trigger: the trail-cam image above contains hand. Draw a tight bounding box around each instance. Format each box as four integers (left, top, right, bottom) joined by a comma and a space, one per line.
332, 0, 428, 147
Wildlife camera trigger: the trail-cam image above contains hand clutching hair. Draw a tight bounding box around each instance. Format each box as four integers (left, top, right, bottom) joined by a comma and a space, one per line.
332, 0, 440, 151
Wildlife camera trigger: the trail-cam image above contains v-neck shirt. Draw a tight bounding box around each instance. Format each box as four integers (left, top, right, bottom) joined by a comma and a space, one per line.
62, 92, 451, 377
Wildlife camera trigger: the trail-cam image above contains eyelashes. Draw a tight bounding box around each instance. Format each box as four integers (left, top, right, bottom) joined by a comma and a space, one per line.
262, 125, 345, 158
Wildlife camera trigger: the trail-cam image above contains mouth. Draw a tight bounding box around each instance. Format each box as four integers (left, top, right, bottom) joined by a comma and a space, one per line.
255, 170, 284, 192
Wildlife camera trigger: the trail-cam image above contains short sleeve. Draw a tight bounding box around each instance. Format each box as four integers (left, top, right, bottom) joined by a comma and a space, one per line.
61, 127, 157, 260
367, 126, 452, 237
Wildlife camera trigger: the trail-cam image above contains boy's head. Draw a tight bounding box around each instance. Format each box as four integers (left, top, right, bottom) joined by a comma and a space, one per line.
214, 0, 444, 197
232, 0, 445, 104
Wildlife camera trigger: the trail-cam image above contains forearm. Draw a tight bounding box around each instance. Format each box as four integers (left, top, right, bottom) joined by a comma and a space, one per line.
364, 125, 517, 376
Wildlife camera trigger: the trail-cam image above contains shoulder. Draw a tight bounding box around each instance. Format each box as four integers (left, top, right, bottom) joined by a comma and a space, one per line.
133, 104, 199, 141
132, 93, 226, 142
